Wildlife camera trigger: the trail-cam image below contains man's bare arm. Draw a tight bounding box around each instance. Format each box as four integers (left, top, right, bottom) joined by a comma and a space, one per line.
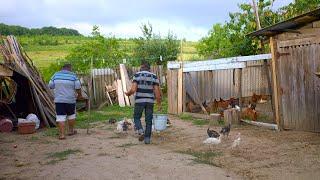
125, 82, 138, 96
154, 85, 162, 107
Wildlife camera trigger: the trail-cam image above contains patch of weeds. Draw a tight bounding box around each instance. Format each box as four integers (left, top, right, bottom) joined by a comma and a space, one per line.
117, 143, 138, 148
257, 114, 270, 123
29, 136, 40, 141
177, 150, 222, 167
192, 119, 209, 126
0, 137, 14, 143
179, 113, 193, 121
47, 149, 81, 164
43, 128, 58, 137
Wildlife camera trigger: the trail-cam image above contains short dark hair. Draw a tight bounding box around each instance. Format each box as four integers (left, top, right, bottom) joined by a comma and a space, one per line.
62, 63, 72, 70
140, 61, 150, 71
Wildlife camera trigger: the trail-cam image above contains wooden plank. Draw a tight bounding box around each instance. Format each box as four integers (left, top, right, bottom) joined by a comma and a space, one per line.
290, 46, 301, 131
0, 64, 13, 76
314, 44, 320, 132
277, 37, 320, 48
172, 70, 179, 114
177, 64, 183, 114
270, 37, 282, 129
241, 119, 278, 130
119, 64, 131, 106
183, 62, 245, 72
116, 79, 126, 107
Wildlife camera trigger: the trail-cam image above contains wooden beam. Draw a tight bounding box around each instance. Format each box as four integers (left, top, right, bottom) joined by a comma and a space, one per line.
167, 54, 272, 71
270, 37, 281, 129
241, 119, 278, 130
119, 64, 131, 106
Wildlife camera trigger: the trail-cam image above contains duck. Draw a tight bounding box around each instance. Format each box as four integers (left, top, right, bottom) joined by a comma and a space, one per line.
207, 128, 220, 138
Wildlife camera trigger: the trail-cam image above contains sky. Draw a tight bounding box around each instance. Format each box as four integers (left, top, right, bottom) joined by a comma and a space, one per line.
0, 0, 293, 41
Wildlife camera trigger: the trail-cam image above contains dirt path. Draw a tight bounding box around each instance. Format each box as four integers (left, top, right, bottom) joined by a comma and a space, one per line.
0, 119, 238, 180
1, 115, 320, 180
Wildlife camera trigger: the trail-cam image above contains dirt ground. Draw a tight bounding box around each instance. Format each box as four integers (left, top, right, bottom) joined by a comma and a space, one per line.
1, 115, 320, 180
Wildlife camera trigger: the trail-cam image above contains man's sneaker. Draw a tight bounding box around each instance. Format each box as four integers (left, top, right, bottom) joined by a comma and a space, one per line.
144, 137, 151, 144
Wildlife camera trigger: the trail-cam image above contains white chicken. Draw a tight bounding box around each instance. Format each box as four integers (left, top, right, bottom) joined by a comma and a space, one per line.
203, 136, 221, 145
231, 133, 241, 148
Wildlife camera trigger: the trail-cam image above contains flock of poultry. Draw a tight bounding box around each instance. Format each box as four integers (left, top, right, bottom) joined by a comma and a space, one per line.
187, 93, 269, 121
204, 123, 241, 148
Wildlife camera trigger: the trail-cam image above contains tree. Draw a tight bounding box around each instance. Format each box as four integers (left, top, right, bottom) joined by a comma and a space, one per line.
132, 23, 180, 65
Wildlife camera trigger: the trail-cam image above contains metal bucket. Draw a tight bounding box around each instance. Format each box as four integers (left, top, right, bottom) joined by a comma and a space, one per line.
153, 114, 168, 131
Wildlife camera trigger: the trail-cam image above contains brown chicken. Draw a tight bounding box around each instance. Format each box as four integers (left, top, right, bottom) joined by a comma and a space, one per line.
242, 104, 258, 121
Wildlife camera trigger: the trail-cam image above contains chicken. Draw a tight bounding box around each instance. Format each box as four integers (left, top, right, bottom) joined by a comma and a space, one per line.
116, 118, 133, 132
231, 133, 241, 148
220, 123, 231, 137
242, 104, 258, 121
252, 93, 269, 104
203, 136, 221, 145
228, 97, 239, 108
207, 128, 220, 138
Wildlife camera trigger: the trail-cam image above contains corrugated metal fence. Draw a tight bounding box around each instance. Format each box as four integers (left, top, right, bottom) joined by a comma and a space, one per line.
168, 60, 271, 114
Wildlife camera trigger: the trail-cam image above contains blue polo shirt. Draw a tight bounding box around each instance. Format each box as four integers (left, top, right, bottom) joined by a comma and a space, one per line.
48, 70, 81, 104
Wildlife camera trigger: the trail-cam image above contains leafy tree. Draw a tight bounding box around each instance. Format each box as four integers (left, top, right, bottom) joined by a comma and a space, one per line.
132, 23, 180, 65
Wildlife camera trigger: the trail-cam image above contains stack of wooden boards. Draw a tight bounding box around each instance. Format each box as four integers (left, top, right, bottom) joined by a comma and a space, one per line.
116, 64, 134, 107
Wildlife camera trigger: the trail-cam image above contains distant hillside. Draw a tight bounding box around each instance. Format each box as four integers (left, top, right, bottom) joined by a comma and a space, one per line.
0, 23, 82, 36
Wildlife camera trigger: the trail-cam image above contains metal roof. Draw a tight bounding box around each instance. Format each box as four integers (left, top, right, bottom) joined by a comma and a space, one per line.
249, 8, 320, 37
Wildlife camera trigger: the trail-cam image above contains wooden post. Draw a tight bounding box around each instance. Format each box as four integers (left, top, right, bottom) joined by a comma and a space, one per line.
87, 57, 93, 134
270, 37, 281, 129
238, 68, 242, 119
224, 109, 240, 125
177, 62, 183, 114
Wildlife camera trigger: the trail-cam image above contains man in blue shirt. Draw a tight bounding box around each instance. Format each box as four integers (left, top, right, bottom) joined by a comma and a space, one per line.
125, 61, 162, 144
49, 64, 82, 140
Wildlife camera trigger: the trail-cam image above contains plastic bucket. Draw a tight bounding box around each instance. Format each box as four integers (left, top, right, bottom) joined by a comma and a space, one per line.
153, 114, 168, 131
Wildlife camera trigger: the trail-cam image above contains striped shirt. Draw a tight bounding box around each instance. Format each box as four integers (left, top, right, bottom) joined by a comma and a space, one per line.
48, 70, 81, 104
133, 71, 159, 104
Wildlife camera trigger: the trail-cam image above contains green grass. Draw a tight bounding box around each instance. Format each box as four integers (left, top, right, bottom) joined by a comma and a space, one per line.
76, 105, 134, 129
42, 127, 59, 137
177, 150, 222, 167
179, 113, 209, 126
29, 136, 40, 141
47, 149, 82, 164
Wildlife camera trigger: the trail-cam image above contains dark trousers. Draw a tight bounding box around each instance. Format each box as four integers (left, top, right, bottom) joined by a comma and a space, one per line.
133, 103, 154, 138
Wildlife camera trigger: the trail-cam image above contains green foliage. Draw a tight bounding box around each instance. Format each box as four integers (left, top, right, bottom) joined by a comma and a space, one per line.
131, 23, 180, 66
0, 23, 81, 36
278, 0, 320, 20
197, 0, 319, 59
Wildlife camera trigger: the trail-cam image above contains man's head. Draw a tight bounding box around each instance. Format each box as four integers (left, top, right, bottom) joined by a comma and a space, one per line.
62, 63, 72, 71
140, 61, 150, 71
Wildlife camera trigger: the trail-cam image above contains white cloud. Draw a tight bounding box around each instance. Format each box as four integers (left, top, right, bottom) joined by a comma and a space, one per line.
59, 18, 208, 41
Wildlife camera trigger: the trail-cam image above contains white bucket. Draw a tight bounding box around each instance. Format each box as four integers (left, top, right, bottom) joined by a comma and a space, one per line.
153, 114, 168, 131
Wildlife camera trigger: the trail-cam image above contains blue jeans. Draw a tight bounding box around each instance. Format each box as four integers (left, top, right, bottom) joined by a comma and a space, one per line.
133, 103, 154, 138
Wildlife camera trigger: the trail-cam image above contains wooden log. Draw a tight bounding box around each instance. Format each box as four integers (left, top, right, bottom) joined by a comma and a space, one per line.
241, 119, 279, 130
224, 108, 240, 125
210, 113, 221, 121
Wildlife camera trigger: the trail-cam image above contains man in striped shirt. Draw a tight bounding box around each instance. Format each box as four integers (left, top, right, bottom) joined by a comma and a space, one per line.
49, 64, 82, 140
125, 61, 162, 144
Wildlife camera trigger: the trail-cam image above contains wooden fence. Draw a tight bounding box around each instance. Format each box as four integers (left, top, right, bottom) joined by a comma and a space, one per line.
80, 65, 164, 107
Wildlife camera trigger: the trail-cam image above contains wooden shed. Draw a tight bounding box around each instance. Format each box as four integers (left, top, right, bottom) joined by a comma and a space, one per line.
250, 8, 320, 132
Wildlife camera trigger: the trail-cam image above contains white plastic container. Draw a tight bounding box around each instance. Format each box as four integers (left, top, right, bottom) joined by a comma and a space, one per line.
153, 114, 168, 131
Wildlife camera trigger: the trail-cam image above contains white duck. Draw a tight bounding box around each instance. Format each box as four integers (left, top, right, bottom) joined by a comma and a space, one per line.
231, 133, 241, 148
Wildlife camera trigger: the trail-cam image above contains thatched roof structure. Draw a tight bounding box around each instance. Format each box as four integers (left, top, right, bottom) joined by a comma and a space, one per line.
0, 36, 55, 127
